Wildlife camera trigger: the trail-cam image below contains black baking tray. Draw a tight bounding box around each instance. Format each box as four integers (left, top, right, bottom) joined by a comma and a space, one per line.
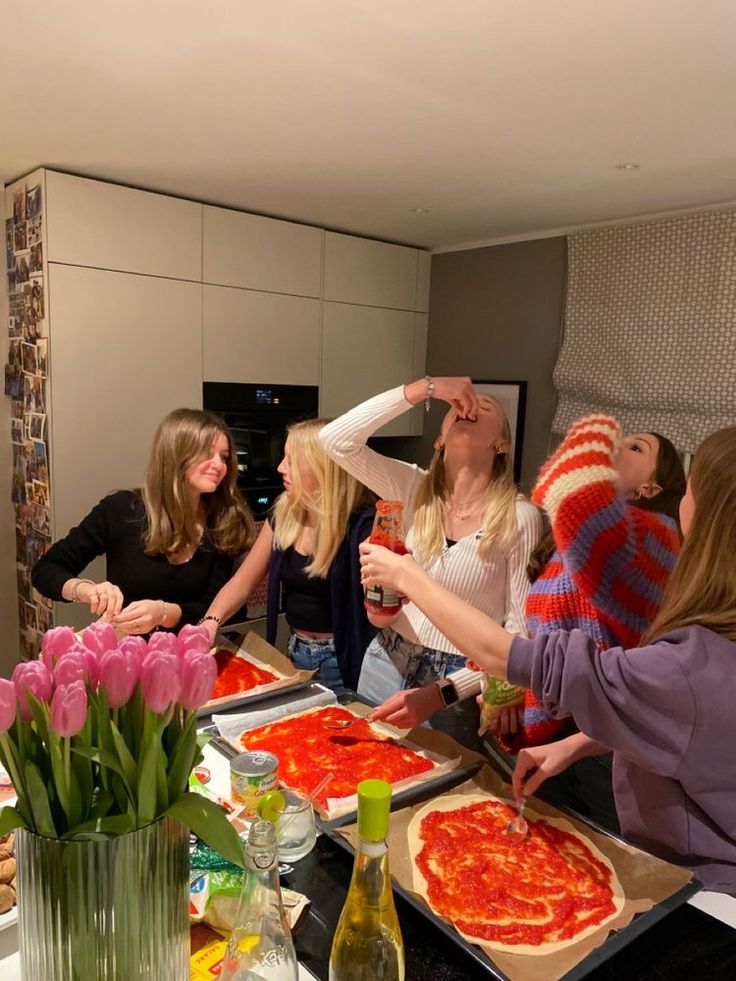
324, 780, 702, 981
205, 685, 486, 825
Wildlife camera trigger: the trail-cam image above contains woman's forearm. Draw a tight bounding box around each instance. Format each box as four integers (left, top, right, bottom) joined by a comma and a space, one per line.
395, 557, 514, 676
206, 523, 273, 623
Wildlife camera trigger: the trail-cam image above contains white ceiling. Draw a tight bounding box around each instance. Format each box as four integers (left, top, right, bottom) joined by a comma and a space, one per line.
1, 0, 735, 250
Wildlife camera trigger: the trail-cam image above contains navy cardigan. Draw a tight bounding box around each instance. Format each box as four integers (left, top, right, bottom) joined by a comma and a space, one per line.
266, 506, 376, 690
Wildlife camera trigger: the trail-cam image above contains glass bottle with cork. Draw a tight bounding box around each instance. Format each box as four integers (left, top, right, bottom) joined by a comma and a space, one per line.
363, 500, 407, 617
220, 819, 298, 981
329, 779, 405, 981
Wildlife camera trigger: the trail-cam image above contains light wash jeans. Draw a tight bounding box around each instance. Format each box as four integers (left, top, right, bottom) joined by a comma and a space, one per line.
287, 632, 345, 694
357, 628, 484, 753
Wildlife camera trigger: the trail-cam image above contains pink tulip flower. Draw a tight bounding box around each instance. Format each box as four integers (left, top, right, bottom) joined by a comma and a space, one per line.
53, 651, 92, 689
12, 661, 53, 721
99, 649, 139, 709
118, 635, 147, 664
177, 624, 211, 658
49, 681, 88, 738
40, 626, 78, 672
145, 632, 178, 657
140, 651, 181, 715
178, 651, 217, 711
81, 621, 118, 659
0, 679, 18, 733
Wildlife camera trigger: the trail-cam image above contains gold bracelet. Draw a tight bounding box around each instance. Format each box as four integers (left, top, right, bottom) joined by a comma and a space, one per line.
160, 600, 167, 627
70, 578, 95, 602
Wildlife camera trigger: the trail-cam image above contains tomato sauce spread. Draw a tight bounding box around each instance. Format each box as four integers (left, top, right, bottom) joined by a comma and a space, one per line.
211, 649, 279, 700
239, 706, 434, 806
416, 800, 618, 947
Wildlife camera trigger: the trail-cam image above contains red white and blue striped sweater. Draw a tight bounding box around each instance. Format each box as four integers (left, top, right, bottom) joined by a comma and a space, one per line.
509, 415, 681, 750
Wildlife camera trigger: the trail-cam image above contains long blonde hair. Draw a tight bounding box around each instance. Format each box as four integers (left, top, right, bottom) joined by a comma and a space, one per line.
644, 426, 736, 643
142, 408, 254, 557
412, 399, 519, 564
272, 418, 371, 577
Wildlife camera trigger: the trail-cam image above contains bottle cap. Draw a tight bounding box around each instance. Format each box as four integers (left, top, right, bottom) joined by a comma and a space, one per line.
356, 779, 392, 842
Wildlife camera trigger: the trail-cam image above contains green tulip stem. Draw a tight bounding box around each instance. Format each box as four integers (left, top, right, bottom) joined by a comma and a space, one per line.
64, 736, 71, 794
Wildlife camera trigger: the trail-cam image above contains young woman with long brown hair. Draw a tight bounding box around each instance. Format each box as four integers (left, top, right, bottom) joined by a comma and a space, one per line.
360, 426, 736, 893
32, 408, 253, 633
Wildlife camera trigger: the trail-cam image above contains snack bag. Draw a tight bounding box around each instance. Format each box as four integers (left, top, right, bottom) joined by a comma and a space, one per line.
478, 674, 525, 735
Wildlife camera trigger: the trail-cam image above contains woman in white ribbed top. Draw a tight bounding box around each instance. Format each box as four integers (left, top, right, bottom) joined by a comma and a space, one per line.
319, 376, 541, 750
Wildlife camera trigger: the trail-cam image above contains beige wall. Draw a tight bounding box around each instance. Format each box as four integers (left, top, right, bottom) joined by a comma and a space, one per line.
0, 195, 20, 669
379, 236, 567, 492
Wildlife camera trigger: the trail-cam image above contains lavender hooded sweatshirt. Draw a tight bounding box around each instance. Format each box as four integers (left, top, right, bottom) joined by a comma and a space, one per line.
508, 625, 736, 894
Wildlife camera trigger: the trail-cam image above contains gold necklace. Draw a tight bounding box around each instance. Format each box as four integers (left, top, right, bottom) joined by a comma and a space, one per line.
446, 493, 487, 521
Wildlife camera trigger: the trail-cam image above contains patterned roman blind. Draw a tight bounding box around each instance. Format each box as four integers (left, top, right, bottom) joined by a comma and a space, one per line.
552, 210, 736, 452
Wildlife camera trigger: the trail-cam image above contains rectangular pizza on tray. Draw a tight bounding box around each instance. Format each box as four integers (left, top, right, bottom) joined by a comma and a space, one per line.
233, 703, 462, 820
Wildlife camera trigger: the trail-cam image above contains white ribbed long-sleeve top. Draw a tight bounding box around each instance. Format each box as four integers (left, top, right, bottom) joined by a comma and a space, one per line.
319, 386, 541, 659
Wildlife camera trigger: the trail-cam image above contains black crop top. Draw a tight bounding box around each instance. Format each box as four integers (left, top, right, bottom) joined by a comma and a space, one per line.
280, 547, 333, 633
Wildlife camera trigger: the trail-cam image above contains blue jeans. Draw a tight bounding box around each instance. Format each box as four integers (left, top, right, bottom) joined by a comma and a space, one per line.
287, 633, 345, 695
357, 628, 484, 753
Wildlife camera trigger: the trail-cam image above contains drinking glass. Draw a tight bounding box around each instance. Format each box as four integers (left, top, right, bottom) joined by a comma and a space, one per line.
276, 788, 317, 862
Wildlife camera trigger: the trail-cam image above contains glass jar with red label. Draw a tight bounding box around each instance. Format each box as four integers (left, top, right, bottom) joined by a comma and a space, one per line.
364, 500, 407, 617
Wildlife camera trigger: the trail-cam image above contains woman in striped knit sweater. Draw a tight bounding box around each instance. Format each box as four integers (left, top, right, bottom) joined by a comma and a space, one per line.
319, 376, 542, 752
369, 414, 685, 829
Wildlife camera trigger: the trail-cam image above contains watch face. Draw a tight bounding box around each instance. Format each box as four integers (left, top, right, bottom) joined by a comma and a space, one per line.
439, 681, 457, 706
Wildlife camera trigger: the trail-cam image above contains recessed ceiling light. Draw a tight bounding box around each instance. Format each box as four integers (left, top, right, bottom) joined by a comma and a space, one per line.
410, 207, 430, 214
614, 162, 640, 171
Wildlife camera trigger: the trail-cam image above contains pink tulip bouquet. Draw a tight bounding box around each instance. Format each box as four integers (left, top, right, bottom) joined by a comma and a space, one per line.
0, 622, 243, 866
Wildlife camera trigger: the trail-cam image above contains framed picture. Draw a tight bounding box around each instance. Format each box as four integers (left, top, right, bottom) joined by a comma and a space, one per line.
472, 380, 527, 483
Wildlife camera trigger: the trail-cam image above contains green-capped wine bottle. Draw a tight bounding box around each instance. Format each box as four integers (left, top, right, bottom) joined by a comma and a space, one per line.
329, 779, 405, 981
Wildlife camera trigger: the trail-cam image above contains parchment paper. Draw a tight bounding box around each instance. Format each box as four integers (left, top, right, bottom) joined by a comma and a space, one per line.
336, 765, 694, 981
200, 631, 314, 714
214, 700, 485, 821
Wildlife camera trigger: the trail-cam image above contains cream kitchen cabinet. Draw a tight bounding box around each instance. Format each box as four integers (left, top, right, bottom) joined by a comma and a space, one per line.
203, 284, 321, 386
44, 171, 202, 281
321, 303, 428, 436
324, 231, 426, 311
203, 206, 323, 297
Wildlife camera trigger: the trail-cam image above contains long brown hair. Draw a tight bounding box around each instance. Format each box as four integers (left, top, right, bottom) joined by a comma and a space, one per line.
272, 418, 372, 577
142, 408, 254, 557
643, 427, 736, 643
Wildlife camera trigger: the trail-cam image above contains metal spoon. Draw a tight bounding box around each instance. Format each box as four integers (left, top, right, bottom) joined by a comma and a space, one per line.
505, 797, 528, 840
325, 718, 356, 730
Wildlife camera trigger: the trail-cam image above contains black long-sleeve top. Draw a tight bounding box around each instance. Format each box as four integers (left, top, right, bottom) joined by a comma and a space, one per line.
32, 490, 234, 627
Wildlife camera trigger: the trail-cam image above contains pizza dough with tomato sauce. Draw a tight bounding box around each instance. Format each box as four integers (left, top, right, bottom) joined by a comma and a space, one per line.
409, 794, 625, 956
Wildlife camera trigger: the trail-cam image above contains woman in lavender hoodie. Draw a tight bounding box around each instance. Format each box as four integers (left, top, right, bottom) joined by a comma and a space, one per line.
359, 426, 736, 895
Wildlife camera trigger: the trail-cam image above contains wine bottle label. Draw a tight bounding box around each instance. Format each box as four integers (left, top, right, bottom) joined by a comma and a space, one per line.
365, 584, 400, 609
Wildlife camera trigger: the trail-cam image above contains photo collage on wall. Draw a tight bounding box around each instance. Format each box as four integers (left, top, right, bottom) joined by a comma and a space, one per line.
4, 176, 54, 658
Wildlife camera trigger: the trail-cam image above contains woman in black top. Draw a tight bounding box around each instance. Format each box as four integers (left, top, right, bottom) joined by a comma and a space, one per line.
32, 408, 254, 634
200, 418, 375, 692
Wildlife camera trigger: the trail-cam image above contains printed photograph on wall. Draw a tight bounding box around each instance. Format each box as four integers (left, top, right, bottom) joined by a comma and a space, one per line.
25, 184, 42, 219
472, 379, 527, 484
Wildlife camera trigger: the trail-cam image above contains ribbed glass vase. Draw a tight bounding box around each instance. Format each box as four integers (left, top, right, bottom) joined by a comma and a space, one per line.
15, 816, 190, 981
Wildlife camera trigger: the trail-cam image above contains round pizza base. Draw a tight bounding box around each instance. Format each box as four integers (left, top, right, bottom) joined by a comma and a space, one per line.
408, 793, 626, 957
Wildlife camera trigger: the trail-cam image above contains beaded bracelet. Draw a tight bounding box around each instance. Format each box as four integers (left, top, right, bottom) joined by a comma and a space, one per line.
198, 613, 222, 627
424, 375, 434, 412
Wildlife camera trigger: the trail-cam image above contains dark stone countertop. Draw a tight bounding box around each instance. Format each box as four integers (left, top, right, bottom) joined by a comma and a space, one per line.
285, 835, 736, 981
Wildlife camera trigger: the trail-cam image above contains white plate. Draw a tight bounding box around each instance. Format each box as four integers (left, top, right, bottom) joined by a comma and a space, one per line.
0, 908, 17, 933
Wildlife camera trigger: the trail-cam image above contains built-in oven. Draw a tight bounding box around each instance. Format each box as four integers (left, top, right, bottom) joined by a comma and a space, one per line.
203, 382, 319, 518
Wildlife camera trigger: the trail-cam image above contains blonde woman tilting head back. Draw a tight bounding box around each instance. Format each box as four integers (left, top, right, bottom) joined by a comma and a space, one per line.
202, 418, 376, 692
320, 377, 542, 751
